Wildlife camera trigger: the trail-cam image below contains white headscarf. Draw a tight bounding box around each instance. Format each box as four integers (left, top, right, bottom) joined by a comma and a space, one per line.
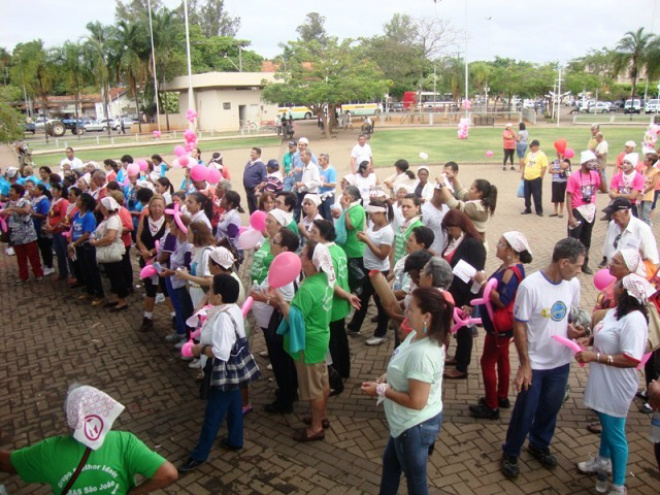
100, 196, 120, 212
503, 231, 532, 256
65, 386, 125, 450
622, 274, 656, 304
269, 208, 290, 228
311, 242, 336, 288
619, 248, 648, 277
303, 194, 321, 207
580, 150, 597, 164
209, 246, 235, 269
623, 153, 639, 166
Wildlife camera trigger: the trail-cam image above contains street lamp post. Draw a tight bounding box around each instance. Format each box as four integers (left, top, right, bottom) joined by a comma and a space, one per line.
182, 0, 195, 129
464, 0, 469, 118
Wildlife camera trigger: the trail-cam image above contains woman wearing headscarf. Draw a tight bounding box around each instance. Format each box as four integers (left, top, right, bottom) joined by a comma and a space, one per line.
337, 185, 366, 293
249, 208, 288, 285
272, 240, 335, 442
414, 166, 434, 202
469, 232, 532, 419
298, 194, 323, 244
362, 288, 453, 495
90, 197, 128, 311
0, 385, 177, 493
575, 274, 652, 495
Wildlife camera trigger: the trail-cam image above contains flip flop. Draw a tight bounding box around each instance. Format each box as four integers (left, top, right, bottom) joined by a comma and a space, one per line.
586, 421, 602, 435
292, 428, 325, 442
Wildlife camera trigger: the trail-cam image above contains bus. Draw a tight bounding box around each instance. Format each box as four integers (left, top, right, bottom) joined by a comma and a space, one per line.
339, 103, 381, 116
403, 91, 457, 111
278, 105, 314, 120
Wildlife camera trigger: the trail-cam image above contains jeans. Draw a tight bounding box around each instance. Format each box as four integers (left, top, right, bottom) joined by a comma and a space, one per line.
169, 283, 194, 336
502, 363, 570, 457
36, 236, 53, 269
379, 412, 443, 495
319, 194, 335, 221
503, 148, 515, 166
283, 176, 295, 192
263, 313, 298, 406
567, 208, 595, 267
639, 200, 653, 226
52, 232, 68, 278
598, 412, 628, 486
523, 178, 543, 214
245, 187, 258, 214
480, 333, 512, 409
190, 387, 243, 461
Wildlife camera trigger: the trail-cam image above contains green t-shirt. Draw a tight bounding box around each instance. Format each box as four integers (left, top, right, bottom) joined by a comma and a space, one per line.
328, 244, 350, 322
339, 204, 365, 259
393, 219, 423, 266
10, 431, 166, 495
250, 239, 273, 284
286, 220, 299, 235
285, 272, 333, 364
282, 152, 293, 174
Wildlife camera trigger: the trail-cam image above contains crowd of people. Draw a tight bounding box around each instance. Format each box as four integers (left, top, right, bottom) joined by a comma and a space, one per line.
1, 126, 660, 495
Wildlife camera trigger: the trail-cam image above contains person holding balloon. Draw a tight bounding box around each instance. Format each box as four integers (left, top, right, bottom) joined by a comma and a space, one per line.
468, 232, 532, 420
566, 150, 608, 275
574, 274, 652, 495
249, 209, 287, 285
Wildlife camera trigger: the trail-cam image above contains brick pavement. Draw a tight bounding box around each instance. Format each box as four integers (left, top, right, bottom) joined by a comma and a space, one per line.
0, 124, 658, 495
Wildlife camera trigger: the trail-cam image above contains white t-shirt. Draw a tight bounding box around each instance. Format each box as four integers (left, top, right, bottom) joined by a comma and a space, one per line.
583, 309, 647, 417
363, 224, 394, 271
251, 278, 296, 330
392, 204, 404, 233
421, 201, 449, 255
190, 210, 212, 230
199, 304, 246, 361
513, 271, 581, 370
602, 216, 659, 264
354, 173, 378, 205
60, 157, 84, 172
189, 246, 212, 307
351, 143, 372, 167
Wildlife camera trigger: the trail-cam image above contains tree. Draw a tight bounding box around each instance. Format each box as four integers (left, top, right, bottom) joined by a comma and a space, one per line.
84, 22, 114, 136
115, 0, 163, 22
187, 0, 240, 37
296, 13, 328, 46
612, 27, 658, 98
0, 48, 11, 85
55, 42, 88, 133
0, 101, 24, 144
262, 37, 389, 139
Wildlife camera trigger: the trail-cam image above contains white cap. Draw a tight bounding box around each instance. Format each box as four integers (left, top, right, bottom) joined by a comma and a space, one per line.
625, 140, 637, 148
580, 150, 597, 164
623, 153, 639, 165
298, 137, 309, 144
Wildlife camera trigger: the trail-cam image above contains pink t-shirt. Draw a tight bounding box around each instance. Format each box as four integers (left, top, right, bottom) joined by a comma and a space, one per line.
609, 171, 645, 204
566, 170, 601, 208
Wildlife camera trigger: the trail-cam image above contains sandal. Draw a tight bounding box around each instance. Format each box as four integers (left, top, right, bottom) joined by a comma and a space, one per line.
302, 416, 330, 429
586, 421, 602, 435
109, 304, 128, 312
292, 428, 325, 442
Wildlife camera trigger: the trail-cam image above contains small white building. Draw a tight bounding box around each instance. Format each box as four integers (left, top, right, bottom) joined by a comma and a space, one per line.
164, 72, 280, 131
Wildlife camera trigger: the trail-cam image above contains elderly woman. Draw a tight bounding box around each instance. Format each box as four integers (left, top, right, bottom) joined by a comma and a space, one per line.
250, 209, 288, 285
436, 177, 497, 242
414, 166, 434, 202
469, 232, 532, 419
3, 184, 44, 284
362, 288, 453, 495
90, 197, 128, 311
298, 194, 323, 243
502, 123, 517, 170
337, 185, 366, 292
0, 385, 177, 492
272, 240, 335, 442
575, 274, 652, 495
179, 274, 257, 473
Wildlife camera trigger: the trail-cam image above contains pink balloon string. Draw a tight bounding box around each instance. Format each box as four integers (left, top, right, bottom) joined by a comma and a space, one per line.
551, 335, 585, 367
470, 278, 498, 323
451, 307, 482, 334
165, 202, 188, 234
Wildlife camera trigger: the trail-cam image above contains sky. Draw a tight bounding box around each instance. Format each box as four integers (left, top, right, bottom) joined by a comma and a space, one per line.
1, 0, 659, 66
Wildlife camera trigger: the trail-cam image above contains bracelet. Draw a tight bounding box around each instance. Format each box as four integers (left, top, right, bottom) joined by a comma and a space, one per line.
606, 355, 613, 365
596, 352, 601, 364
376, 383, 389, 397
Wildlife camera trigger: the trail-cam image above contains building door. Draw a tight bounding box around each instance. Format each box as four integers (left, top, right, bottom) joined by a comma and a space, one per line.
239, 105, 247, 129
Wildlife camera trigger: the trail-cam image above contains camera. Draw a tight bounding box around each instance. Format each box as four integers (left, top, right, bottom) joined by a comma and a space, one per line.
581, 194, 592, 203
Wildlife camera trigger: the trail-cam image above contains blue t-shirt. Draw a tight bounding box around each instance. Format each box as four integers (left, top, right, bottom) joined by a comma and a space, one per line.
71, 211, 96, 242
160, 163, 168, 177
117, 169, 126, 185
32, 197, 50, 233
0, 177, 10, 197
320, 166, 336, 195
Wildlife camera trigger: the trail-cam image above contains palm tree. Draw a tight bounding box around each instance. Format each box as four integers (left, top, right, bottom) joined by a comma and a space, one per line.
84, 22, 113, 137
612, 27, 658, 98
56, 42, 88, 138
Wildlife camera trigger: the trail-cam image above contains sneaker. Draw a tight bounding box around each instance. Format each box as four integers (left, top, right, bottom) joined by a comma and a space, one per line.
577, 454, 613, 475
178, 457, 205, 473
188, 359, 200, 369
155, 293, 165, 304
174, 340, 187, 350
42, 266, 55, 276
501, 454, 519, 478
366, 336, 386, 346
639, 402, 653, 413
596, 475, 609, 493
469, 403, 500, 419
242, 404, 253, 415
5, 247, 15, 256
266, 363, 273, 370
14, 279, 26, 286
605, 485, 626, 495
527, 444, 557, 468
164, 333, 185, 343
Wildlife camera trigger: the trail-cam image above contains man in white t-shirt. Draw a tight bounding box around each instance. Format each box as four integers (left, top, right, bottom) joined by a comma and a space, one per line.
59, 146, 84, 174
350, 134, 373, 174
422, 185, 449, 255
501, 238, 586, 479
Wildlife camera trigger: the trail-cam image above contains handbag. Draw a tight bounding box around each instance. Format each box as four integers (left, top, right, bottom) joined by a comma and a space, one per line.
96, 239, 124, 263
516, 180, 525, 199
335, 210, 347, 245
199, 310, 261, 398
491, 265, 523, 334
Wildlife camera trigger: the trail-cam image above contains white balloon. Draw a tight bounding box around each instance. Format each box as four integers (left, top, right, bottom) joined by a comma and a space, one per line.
419, 152, 429, 160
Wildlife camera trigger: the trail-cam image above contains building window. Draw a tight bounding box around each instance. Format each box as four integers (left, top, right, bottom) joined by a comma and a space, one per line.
223, 102, 231, 110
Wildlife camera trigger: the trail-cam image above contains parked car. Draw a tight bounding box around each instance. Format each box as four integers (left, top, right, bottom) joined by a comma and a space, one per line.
390, 102, 404, 112
589, 102, 612, 113
100, 118, 120, 130
84, 120, 112, 132
644, 99, 659, 114
624, 99, 642, 114
23, 122, 36, 134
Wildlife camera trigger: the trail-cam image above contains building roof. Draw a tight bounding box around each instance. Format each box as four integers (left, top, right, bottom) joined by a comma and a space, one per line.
164, 72, 279, 91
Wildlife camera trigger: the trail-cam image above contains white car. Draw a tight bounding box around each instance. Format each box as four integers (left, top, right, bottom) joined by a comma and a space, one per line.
645, 99, 659, 114
589, 102, 612, 113
83, 120, 111, 132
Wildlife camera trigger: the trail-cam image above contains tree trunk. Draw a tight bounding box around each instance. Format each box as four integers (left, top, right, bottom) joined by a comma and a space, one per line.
133, 79, 142, 134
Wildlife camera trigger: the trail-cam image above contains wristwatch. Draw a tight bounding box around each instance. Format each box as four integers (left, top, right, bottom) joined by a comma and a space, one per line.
606, 355, 614, 365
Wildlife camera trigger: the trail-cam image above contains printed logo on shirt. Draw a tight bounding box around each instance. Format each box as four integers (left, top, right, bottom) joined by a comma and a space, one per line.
544, 301, 567, 322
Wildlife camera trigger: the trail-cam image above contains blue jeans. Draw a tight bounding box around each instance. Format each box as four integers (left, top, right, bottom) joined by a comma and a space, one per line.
190, 387, 243, 461
52, 232, 68, 278
283, 176, 295, 192
165, 279, 193, 336
379, 412, 443, 495
598, 412, 628, 486
319, 194, 334, 221
502, 363, 569, 457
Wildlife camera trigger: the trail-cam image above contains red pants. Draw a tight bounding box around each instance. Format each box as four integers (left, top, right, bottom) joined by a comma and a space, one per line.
14, 241, 43, 281
480, 332, 511, 409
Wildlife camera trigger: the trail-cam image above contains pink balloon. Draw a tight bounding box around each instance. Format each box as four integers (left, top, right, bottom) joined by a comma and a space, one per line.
594, 268, 616, 291
486, 150, 494, 158
551, 334, 585, 367
164, 202, 188, 234
178, 156, 190, 168
451, 307, 482, 334
152, 130, 161, 138
241, 296, 254, 317
174, 145, 186, 157
207, 168, 221, 184
268, 252, 302, 289
127, 163, 140, 177
171, 158, 181, 168
564, 148, 575, 159
238, 225, 250, 235
138, 159, 149, 172
250, 210, 267, 231
62, 229, 71, 240
236, 228, 263, 250
470, 278, 498, 324
638, 351, 653, 370
184, 129, 197, 141
191, 164, 209, 182
181, 339, 194, 358
140, 265, 158, 279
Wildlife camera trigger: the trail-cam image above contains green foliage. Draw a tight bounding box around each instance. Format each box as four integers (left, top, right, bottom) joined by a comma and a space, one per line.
187, 0, 241, 38
0, 101, 24, 144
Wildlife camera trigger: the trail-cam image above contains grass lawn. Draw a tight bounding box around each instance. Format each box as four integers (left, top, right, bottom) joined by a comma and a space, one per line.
33, 137, 282, 163
369, 126, 652, 166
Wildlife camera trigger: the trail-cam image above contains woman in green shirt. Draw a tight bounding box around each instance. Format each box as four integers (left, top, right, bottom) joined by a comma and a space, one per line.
249, 209, 288, 284
338, 185, 366, 292
392, 194, 423, 267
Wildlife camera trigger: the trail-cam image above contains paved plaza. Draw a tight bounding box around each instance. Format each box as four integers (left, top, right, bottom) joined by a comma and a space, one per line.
0, 124, 658, 494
